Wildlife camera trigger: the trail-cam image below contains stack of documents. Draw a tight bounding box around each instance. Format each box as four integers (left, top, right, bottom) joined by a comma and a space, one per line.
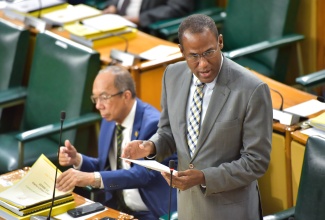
5, 0, 65, 13
309, 112, 325, 131
41, 4, 101, 26
0, 154, 75, 220
64, 14, 138, 48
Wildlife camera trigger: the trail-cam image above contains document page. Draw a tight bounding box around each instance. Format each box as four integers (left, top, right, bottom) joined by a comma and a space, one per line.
284, 99, 325, 117
0, 154, 71, 209
121, 158, 177, 175
139, 45, 180, 60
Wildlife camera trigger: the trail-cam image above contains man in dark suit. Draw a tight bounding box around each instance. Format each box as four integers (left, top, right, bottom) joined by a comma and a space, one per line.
56, 66, 177, 220
102, 0, 194, 30
122, 14, 273, 219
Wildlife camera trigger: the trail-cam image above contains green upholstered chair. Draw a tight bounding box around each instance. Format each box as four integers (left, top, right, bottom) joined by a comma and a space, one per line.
157, 0, 304, 84
263, 135, 325, 220
295, 69, 325, 94
220, 0, 304, 83
147, 0, 224, 42
0, 18, 30, 132
0, 30, 101, 174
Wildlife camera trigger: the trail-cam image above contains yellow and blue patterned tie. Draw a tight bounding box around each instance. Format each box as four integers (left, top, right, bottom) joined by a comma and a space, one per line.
187, 79, 205, 157
116, 124, 125, 169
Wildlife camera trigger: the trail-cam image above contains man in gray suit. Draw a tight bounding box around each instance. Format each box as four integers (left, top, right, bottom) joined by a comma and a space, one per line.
122, 14, 272, 220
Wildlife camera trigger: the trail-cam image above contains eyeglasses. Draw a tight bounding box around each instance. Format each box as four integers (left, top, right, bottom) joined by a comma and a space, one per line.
90, 91, 124, 104
186, 49, 218, 63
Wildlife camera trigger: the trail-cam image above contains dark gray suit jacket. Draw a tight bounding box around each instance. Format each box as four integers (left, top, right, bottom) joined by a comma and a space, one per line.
107, 0, 194, 28
151, 57, 273, 219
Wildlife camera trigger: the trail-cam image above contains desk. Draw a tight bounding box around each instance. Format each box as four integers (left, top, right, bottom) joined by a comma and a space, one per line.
290, 130, 308, 206
0, 9, 181, 110
252, 72, 316, 215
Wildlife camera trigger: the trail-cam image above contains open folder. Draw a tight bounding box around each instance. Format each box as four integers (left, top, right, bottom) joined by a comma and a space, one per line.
121, 158, 177, 175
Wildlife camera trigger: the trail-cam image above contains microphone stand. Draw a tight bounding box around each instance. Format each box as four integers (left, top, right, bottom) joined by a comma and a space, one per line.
168, 160, 175, 220
30, 111, 66, 220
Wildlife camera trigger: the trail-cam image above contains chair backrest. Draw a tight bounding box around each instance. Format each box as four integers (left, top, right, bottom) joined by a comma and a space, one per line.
194, 0, 217, 9
22, 31, 100, 152
0, 18, 30, 91
294, 135, 325, 220
222, 0, 300, 82
0, 18, 30, 132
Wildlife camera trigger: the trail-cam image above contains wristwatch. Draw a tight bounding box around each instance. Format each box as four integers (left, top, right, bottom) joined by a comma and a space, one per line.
92, 172, 101, 188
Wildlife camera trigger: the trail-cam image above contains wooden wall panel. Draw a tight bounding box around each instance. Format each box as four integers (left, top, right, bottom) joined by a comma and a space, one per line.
316, 0, 325, 70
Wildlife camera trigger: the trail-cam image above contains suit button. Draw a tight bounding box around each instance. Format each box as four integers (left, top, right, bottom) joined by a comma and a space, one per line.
189, 164, 194, 169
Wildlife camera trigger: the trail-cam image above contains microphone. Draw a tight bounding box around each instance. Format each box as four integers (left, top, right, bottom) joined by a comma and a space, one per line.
107, 30, 141, 66
270, 88, 300, 125
37, 0, 42, 18
168, 160, 175, 220
270, 88, 283, 111
31, 111, 66, 220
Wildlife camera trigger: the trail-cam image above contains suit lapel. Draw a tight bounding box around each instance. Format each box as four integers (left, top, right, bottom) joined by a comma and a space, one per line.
178, 69, 194, 159
131, 99, 143, 140
100, 122, 115, 170
192, 58, 231, 159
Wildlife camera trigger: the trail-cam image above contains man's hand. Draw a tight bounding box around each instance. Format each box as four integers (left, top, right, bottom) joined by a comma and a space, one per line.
161, 169, 206, 191
56, 168, 94, 192
102, 5, 117, 14
59, 140, 81, 167
121, 140, 156, 159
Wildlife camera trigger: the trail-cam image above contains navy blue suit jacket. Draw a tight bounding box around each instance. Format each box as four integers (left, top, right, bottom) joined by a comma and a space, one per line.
80, 99, 177, 218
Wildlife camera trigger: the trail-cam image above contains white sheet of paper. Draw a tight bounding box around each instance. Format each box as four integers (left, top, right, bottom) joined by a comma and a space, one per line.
139, 45, 180, 60
283, 99, 325, 117
121, 158, 177, 174
81, 14, 137, 31
301, 127, 325, 138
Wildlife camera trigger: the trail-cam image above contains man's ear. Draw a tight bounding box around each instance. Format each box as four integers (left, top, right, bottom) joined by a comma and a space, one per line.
218, 34, 224, 50
178, 44, 185, 58
123, 90, 132, 100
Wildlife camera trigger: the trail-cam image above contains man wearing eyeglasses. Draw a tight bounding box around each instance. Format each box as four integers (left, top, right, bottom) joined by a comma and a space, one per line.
122, 14, 272, 219
56, 66, 177, 220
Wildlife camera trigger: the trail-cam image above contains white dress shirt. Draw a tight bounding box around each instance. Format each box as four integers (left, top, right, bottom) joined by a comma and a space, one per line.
117, 0, 143, 17
186, 54, 224, 124
108, 100, 149, 211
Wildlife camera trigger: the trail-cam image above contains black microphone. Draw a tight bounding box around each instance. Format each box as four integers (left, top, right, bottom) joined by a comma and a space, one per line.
317, 96, 325, 103
31, 111, 66, 220
270, 88, 284, 111
106, 30, 142, 66
37, 0, 42, 18
168, 160, 175, 220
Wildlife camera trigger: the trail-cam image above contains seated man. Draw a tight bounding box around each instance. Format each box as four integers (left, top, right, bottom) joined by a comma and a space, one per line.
56, 66, 177, 220
101, 0, 195, 31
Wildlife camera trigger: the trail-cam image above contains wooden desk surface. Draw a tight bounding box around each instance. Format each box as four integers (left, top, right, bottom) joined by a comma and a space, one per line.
0, 9, 178, 65
253, 71, 316, 133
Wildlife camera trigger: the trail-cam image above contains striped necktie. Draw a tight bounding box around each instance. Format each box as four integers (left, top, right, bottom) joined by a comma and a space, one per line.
119, 0, 130, 15
187, 80, 205, 157
116, 124, 125, 169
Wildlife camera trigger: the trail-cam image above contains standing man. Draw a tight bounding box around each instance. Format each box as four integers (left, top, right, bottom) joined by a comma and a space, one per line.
122, 14, 273, 219
56, 66, 177, 220
101, 0, 194, 31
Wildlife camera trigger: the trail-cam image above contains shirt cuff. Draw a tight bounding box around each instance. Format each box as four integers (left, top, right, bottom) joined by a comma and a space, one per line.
73, 153, 83, 170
